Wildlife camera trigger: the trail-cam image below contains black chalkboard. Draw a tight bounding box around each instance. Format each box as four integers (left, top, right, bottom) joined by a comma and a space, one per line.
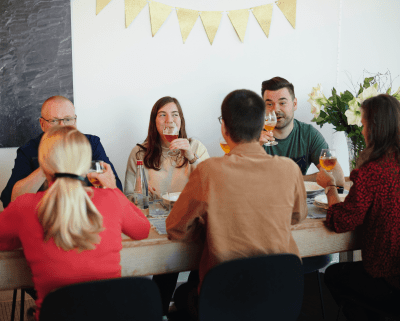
0, 0, 74, 147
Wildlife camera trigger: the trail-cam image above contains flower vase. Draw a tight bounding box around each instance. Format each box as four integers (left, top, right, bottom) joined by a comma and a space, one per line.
345, 134, 358, 173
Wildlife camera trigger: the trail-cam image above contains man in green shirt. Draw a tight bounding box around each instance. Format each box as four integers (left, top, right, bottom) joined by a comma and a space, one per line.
260, 77, 345, 283
260, 77, 345, 185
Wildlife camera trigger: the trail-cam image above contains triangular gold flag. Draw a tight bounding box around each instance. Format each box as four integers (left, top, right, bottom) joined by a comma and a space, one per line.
125, 0, 148, 28
149, 1, 173, 37
252, 4, 273, 38
227, 9, 250, 42
176, 8, 199, 43
96, 0, 112, 15
276, 0, 297, 29
200, 11, 222, 45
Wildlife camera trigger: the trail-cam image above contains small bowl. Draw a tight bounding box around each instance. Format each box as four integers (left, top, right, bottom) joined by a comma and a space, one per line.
162, 192, 181, 207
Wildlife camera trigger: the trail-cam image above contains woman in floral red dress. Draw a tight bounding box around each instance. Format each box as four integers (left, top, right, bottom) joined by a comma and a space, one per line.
316, 94, 400, 320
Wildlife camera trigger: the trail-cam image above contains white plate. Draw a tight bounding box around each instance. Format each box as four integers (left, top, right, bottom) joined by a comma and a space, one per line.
162, 192, 181, 204
313, 201, 329, 210
314, 193, 348, 205
304, 182, 324, 194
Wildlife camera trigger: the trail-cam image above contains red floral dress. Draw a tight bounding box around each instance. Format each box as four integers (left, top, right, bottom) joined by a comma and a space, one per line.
326, 154, 400, 279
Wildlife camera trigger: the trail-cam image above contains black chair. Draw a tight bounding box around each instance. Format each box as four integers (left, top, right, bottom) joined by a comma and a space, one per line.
198, 254, 304, 321
39, 277, 163, 321
336, 291, 400, 321
302, 255, 332, 320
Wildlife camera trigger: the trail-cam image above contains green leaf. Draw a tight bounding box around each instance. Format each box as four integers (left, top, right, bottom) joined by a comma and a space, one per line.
341, 90, 354, 103
363, 77, 374, 88
387, 88, 392, 95
358, 84, 363, 96
319, 110, 327, 118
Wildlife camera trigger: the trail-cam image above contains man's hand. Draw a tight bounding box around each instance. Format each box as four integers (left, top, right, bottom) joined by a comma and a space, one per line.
87, 162, 117, 189
259, 131, 275, 146
11, 167, 47, 202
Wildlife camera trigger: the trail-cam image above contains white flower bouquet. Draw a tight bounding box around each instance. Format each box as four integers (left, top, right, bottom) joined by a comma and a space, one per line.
308, 73, 400, 169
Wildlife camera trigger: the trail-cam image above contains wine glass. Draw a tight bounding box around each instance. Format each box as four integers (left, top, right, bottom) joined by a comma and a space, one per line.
220, 137, 230, 154
88, 160, 104, 188
319, 149, 337, 172
163, 123, 180, 157
263, 111, 278, 146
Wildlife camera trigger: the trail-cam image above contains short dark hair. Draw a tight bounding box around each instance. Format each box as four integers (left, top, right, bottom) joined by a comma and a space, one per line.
221, 89, 265, 143
261, 77, 295, 100
358, 94, 400, 167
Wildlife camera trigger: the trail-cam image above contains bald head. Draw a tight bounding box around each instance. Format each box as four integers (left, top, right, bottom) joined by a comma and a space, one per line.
40, 96, 77, 132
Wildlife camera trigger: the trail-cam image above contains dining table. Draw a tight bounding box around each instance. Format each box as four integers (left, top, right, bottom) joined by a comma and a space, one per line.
0, 187, 362, 292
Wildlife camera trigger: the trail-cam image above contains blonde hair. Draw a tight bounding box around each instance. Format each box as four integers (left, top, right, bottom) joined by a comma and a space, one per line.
38, 126, 104, 251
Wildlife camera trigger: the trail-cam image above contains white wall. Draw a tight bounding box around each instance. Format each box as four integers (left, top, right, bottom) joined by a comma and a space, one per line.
1, 0, 399, 210
71, 0, 340, 181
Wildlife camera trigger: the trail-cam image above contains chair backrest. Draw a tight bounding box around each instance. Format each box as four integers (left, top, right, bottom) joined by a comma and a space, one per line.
199, 254, 304, 321
39, 277, 163, 321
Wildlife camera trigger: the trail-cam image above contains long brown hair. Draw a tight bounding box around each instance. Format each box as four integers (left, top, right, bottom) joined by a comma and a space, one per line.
357, 94, 400, 168
38, 126, 104, 251
138, 97, 190, 170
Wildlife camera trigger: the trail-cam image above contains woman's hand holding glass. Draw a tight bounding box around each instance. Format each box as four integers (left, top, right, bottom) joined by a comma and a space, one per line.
87, 162, 117, 189
169, 138, 194, 160
163, 123, 180, 157
316, 168, 336, 189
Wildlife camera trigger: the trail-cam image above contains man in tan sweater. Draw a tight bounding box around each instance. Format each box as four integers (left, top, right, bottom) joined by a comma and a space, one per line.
166, 89, 307, 319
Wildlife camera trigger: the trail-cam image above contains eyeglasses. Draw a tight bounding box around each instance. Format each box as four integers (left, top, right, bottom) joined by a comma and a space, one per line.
41, 116, 77, 126
218, 116, 223, 124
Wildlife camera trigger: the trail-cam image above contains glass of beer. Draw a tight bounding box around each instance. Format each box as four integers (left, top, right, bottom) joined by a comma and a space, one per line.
319, 149, 337, 172
163, 123, 180, 157
220, 137, 230, 154
88, 161, 105, 188
263, 111, 278, 146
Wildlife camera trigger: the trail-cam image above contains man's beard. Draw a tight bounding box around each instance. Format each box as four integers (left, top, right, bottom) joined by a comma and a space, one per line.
275, 112, 294, 129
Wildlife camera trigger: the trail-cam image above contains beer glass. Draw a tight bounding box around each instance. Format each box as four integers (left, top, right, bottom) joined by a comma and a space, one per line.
88, 161, 104, 188
319, 149, 337, 172
220, 137, 230, 154
263, 111, 278, 146
163, 123, 180, 157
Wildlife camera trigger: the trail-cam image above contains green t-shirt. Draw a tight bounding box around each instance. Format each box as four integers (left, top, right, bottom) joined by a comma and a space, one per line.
263, 119, 329, 175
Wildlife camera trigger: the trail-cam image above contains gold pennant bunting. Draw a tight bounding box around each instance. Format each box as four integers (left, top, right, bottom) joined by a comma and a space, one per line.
200, 11, 222, 45
149, 1, 173, 37
276, 0, 296, 29
252, 4, 273, 38
176, 8, 199, 43
125, 0, 148, 28
227, 9, 250, 43
96, 0, 112, 15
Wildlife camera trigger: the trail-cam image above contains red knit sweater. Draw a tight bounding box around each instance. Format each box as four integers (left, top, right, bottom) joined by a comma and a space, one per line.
0, 188, 150, 319
326, 154, 400, 278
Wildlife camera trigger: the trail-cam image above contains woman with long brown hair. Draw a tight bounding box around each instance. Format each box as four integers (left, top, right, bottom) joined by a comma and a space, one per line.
316, 94, 400, 320
0, 126, 150, 320
124, 96, 209, 200
124, 97, 209, 316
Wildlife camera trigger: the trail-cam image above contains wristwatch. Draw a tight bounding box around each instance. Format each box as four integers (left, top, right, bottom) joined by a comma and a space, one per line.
189, 153, 199, 164
325, 185, 336, 195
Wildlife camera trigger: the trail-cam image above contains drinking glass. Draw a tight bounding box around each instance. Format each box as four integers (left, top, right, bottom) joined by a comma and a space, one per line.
220, 137, 230, 154
163, 123, 180, 157
263, 111, 278, 146
162, 192, 172, 213
88, 160, 104, 188
319, 149, 337, 172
